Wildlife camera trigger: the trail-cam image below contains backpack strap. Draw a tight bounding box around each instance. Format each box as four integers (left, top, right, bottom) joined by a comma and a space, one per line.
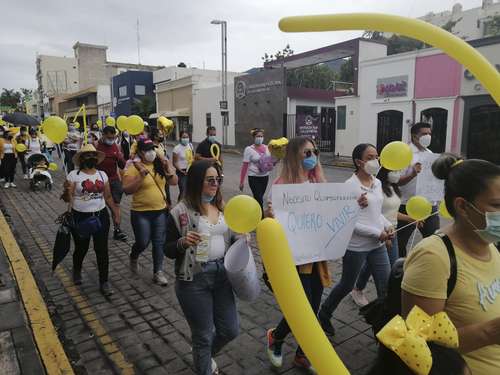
436, 233, 457, 298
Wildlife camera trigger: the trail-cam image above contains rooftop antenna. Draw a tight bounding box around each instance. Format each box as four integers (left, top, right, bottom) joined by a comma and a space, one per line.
136, 17, 141, 65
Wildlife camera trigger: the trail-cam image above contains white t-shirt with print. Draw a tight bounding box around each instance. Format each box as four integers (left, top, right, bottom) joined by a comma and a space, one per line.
400, 142, 433, 204
198, 212, 228, 261
243, 145, 271, 177
173, 143, 194, 170
67, 170, 108, 213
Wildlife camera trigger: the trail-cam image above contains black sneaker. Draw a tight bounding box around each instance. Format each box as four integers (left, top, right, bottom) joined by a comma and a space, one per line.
318, 311, 336, 336
100, 282, 113, 297
113, 228, 128, 241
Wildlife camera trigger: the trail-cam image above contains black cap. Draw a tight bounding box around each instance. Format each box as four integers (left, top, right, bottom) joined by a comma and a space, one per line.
137, 138, 155, 152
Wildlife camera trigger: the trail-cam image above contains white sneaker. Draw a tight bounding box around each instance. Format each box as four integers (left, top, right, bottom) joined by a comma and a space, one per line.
23, 174, 28, 179
9, 182, 16, 188
4, 182, 10, 188
211, 358, 219, 374
350, 289, 369, 307
0, 178, 4, 183
153, 271, 168, 286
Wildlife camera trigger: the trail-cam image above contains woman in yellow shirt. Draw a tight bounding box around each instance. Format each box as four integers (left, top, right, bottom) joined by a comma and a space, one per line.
123, 139, 178, 286
402, 153, 500, 375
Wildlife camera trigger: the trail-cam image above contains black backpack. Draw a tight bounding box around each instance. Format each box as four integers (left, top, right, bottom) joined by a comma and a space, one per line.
360, 233, 457, 335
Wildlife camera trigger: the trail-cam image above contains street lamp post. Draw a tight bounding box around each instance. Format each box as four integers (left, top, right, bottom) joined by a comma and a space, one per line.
211, 19, 228, 146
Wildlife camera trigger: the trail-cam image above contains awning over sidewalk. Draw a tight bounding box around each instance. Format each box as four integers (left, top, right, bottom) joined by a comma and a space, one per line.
150, 108, 191, 118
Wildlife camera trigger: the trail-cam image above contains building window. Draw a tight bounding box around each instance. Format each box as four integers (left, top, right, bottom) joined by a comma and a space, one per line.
337, 106, 347, 130
119, 86, 127, 97
206, 113, 211, 127
135, 85, 146, 96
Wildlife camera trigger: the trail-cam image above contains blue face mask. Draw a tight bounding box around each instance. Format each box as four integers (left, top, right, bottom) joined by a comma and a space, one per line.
302, 155, 317, 171
181, 138, 189, 146
202, 194, 215, 203
208, 136, 216, 143
254, 137, 264, 145
467, 202, 500, 243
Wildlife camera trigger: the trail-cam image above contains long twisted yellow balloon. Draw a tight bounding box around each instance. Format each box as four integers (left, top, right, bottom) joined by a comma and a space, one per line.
279, 13, 500, 104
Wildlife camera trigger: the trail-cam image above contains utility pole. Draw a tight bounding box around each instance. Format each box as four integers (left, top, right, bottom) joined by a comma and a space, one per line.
211, 20, 228, 146
137, 18, 141, 65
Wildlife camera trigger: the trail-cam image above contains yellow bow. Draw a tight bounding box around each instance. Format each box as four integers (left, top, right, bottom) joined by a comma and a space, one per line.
268, 137, 288, 159
376, 306, 459, 375
210, 143, 221, 166
185, 148, 194, 168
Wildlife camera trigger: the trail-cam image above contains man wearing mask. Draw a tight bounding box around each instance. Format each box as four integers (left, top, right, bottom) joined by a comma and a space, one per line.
195, 126, 223, 165
63, 124, 81, 172
397, 122, 439, 256
96, 126, 128, 241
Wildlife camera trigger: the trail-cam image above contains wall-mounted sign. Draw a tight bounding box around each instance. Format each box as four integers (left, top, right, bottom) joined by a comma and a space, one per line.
235, 78, 282, 100
296, 114, 320, 139
219, 100, 228, 110
376, 75, 408, 99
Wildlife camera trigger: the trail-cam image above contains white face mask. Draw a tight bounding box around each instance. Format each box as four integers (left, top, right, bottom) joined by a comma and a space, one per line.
363, 159, 380, 176
387, 171, 402, 184
419, 134, 432, 148
144, 150, 156, 162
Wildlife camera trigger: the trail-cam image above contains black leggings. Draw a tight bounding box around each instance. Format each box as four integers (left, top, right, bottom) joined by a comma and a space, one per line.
18, 151, 27, 174
248, 176, 269, 212
71, 209, 110, 284
273, 266, 323, 355
2, 154, 17, 182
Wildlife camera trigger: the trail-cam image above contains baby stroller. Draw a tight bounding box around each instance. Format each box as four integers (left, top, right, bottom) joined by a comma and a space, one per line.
27, 153, 53, 191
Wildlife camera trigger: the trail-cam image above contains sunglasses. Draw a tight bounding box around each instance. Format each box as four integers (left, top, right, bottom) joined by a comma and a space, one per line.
205, 176, 223, 186
303, 148, 319, 158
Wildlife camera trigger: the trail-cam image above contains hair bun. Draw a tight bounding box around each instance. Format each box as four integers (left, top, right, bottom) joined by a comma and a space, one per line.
432, 153, 461, 180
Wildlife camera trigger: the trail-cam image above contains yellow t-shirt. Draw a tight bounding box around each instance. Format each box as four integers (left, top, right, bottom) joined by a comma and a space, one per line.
402, 235, 500, 375
124, 163, 167, 211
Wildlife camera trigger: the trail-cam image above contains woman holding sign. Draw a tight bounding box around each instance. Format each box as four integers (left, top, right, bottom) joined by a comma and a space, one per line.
239, 128, 274, 211
164, 160, 240, 375
265, 136, 329, 372
318, 143, 393, 336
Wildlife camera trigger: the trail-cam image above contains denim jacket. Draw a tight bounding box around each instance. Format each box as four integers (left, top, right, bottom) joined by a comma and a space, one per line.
165, 201, 238, 281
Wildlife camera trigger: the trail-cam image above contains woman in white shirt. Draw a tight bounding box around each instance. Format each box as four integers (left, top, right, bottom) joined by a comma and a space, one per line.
27, 128, 42, 156
318, 143, 393, 336
172, 130, 194, 201
239, 128, 274, 211
61, 144, 120, 296
350, 167, 416, 306
165, 160, 240, 375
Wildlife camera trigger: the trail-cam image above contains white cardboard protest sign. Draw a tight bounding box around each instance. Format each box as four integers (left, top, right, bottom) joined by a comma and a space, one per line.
272, 183, 360, 265
224, 238, 261, 302
416, 153, 444, 203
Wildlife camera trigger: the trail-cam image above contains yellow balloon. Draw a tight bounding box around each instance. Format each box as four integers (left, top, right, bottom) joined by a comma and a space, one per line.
256, 219, 349, 375
74, 122, 80, 129
127, 115, 144, 136
380, 141, 413, 171
406, 196, 432, 221
48, 162, 58, 171
15, 143, 27, 153
96, 120, 103, 128
224, 195, 262, 234
116, 115, 128, 131
279, 13, 500, 105
439, 200, 453, 220
42, 116, 68, 144
105, 117, 116, 127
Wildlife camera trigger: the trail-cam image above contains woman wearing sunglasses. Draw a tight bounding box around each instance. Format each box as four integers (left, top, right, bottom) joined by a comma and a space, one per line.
318, 143, 393, 336
164, 160, 240, 375
265, 136, 328, 372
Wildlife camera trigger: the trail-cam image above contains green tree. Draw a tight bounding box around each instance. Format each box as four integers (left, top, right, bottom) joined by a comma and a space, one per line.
132, 96, 155, 120
339, 58, 354, 83
262, 44, 294, 63
484, 15, 500, 36
0, 88, 21, 109
286, 64, 338, 89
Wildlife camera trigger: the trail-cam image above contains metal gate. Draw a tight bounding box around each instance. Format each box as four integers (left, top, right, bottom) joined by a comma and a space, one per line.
377, 110, 403, 152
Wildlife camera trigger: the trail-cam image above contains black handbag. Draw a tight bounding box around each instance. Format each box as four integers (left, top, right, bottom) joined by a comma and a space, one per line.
52, 212, 75, 271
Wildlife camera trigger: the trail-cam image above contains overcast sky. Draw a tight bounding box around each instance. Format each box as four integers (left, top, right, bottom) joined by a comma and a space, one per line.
1, 0, 482, 91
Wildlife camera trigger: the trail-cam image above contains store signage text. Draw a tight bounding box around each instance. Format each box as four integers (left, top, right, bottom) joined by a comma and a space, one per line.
376, 75, 408, 99
235, 80, 282, 100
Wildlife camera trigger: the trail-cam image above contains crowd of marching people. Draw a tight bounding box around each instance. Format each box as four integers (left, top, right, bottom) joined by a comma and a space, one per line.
2, 117, 498, 375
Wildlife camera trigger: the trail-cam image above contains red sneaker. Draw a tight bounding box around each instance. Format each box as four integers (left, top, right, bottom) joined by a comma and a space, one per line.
266, 329, 283, 368
293, 353, 316, 373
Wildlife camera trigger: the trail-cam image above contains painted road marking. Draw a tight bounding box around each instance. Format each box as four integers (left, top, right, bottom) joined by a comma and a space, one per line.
0, 210, 74, 375
6, 195, 135, 374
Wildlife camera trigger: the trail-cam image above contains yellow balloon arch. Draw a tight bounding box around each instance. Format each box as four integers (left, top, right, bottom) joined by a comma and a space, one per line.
279, 13, 500, 104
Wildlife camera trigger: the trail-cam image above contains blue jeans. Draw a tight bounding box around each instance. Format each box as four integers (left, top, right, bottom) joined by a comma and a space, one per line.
355, 237, 399, 291
175, 259, 239, 375
130, 210, 167, 273
319, 246, 391, 319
